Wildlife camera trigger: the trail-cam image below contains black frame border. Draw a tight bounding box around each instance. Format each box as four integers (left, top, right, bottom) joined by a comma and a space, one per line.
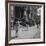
5, 1, 45, 46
